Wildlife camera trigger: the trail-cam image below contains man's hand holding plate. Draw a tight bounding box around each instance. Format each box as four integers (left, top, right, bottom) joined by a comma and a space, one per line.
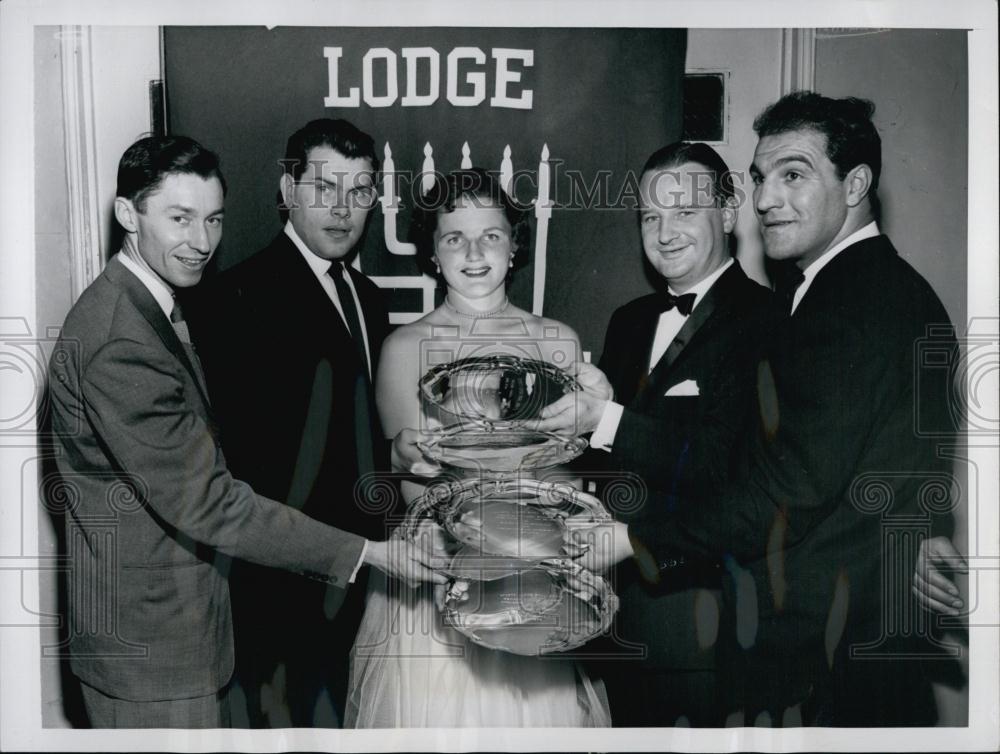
533, 361, 614, 436
391, 427, 442, 476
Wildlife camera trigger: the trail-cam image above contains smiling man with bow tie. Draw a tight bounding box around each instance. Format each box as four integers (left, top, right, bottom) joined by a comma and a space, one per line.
537, 141, 778, 726
566, 94, 959, 727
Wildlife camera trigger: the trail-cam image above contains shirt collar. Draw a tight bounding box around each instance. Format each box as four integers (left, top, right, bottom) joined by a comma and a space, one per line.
799, 221, 880, 288
284, 220, 341, 279
116, 251, 175, 319
667, 257, 734, 309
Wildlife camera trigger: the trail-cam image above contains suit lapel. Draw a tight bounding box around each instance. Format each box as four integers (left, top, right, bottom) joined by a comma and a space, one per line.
273, 235, 370, 369
794, 234, 890, 318
269, 235, 382, 473
105, 257, 217, 417
615, 299, 662, 405
640, 263, 743, 400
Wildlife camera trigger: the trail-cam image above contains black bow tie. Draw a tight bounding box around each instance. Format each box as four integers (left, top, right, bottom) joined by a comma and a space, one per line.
660, 291, 697, 316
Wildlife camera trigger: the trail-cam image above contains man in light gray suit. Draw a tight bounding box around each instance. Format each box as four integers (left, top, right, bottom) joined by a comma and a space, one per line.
47, 135, 444, 728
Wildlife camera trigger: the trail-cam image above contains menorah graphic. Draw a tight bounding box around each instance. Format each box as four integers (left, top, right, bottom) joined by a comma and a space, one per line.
352, 141, 554, 324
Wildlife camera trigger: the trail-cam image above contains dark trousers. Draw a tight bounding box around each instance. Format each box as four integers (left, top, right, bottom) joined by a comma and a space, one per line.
715, 632, 940, 727
605, 667, 720, 727
228, 562, 367, 728
80, 680, 230, 728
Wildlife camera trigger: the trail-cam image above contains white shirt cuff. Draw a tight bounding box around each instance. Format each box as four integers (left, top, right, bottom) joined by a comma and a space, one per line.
348, 540, 368, 584
589, 401, 624, 452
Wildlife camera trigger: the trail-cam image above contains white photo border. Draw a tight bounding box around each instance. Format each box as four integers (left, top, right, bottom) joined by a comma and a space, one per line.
1, 0, 996, 751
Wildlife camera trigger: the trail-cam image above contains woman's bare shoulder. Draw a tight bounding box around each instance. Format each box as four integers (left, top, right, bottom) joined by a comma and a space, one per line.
381, 316, 436, 355
536, 315, 579, 343
500, 306, 581, 363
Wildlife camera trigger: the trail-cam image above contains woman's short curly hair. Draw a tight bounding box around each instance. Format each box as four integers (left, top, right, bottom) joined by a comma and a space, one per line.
408, 167, 531, 276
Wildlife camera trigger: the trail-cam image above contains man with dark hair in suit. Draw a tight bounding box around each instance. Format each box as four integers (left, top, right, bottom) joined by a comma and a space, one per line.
573, 91, 957, 726
189, 118, 395, 727
536, 141, 776, 726
48, 134, 443, 728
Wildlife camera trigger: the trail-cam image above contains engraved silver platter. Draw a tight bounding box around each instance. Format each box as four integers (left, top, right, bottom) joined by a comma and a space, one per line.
402, 478, 612, 559
401, 478, 618, 655
440, 552, 618, 656
417, 356, 587, 471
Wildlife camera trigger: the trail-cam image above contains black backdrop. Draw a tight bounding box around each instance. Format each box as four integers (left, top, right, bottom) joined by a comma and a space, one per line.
164, 26, 685, 356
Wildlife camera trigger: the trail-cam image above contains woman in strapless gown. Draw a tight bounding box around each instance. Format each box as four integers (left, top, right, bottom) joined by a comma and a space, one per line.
344, 168, 610, 728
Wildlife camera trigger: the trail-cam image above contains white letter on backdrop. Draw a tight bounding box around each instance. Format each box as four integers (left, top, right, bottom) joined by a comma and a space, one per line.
447, 47, 486, 107
490, 48, 534, 109
401, 47, 440, 107
323, 47, 360, 107
363, 48, 399, 107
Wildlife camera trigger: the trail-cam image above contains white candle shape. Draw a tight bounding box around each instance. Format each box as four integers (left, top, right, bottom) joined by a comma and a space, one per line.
421, 142, 435, 195
537, 143, 550, 208
500, 145, 514, 196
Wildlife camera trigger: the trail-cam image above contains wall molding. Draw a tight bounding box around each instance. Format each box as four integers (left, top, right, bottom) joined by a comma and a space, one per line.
59, 25, 104, 299
781, 28, 816, 94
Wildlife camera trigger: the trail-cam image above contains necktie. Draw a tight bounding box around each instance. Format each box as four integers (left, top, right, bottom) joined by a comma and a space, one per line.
328, 262, 377, 480
660, 291, 697, 317
169, 300, 192, 343
774, 265, 806, 314
170, 300, 210, 399
329, 262, 370, 379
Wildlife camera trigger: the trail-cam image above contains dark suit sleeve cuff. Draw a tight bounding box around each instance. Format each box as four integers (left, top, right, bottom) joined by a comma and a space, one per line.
626, 521, 686, 586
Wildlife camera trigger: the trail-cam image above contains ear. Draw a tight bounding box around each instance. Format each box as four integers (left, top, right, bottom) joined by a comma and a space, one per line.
844, 164, 873, 208
114, 197, 139, 233
279, 173, 296, 210
721, 196, 738, 234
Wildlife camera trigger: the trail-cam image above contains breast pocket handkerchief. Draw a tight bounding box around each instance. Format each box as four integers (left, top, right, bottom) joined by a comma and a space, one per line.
664, 379, 699, 397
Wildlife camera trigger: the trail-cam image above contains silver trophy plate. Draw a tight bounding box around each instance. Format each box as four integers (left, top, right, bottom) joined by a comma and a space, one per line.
420, 355, 580, 424
403, 478, 613, 560
441, 550, 618, 655
417, 356, 587, 471
402, 357, 618, 655
401, 479, 619, 655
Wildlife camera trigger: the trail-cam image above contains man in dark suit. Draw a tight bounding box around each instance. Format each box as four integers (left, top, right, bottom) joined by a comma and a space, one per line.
47, 135, 443, 728
537, 142, 776, 726
575, 92, 956, 726
189, 119, 392, 727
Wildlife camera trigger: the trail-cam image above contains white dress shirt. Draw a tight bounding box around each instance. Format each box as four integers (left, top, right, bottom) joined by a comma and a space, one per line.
285, 221, 374, 379
117, 250, 175, 319
591, 258, 734, 452
791, 222, 880, 314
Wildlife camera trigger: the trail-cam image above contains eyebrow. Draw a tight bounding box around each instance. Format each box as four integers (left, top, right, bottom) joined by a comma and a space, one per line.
441, 226, 509, 233
313, 176, 374, 188
752, 153, 816, 173
166, 204, 224, 216
640, 203, 701, 211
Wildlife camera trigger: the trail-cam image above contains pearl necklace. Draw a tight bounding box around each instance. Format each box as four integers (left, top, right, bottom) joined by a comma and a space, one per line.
443, 296, 511, 319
